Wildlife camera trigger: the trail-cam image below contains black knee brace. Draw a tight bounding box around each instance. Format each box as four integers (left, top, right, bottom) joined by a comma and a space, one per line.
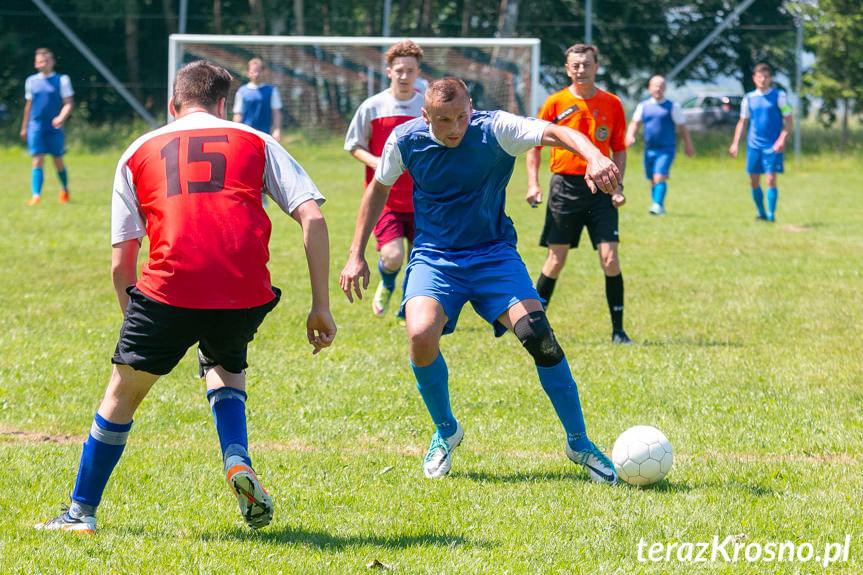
513, 311, 564, 367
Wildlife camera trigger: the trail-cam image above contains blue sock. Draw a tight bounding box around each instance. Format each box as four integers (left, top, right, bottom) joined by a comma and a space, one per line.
751, 187, 767, 219
653, 182, 667, 206
57, 168, 68, 190
207, 387, 250, 466
31, 168, 44, 196
766, 187, 778, 219
411, 353, 457, 438
71, 413, 132, 508
536, 356, 590, 451
378, 258, 399, 292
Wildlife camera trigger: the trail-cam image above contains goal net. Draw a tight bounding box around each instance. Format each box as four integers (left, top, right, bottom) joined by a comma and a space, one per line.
168, 34, 540, 138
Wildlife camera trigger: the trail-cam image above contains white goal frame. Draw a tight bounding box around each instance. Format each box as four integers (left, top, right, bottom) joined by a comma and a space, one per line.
168, 34, 541, 125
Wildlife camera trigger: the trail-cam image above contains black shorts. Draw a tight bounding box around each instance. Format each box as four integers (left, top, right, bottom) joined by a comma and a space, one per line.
112, 286, 281, 376
539, 173, 620, 249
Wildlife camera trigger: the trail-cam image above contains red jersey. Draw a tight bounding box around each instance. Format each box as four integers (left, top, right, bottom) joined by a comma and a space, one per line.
536, 87, 626, 176
344, 89, 423, 213
111, 112, 324, 309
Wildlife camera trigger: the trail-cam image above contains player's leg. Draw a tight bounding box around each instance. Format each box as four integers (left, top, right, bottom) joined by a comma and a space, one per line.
746, 149, 768, 220
53, 153, 69, 203
371, 211, 407, 316
200, 292, 280, 528
28, 153, 45, 205
765, 172, 778, 221
650, 149, 673, 215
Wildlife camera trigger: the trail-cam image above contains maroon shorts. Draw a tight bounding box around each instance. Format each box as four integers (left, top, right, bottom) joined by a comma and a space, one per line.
373, 209, 415, 250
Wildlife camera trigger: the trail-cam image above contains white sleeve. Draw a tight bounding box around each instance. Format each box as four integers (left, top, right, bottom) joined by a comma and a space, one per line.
344, 102, 371, 152
632, 102, 644, 123
740, 95, 750, 120
111, 154, 147, 245
270, 86, 282, 110
59, 75, 74, 98
777, 91, 792, 116
671, 102, 685, 125
492, 111, 550, 156
263, 136, 325, 214
374, 131, 406, 186
232, 87, 245, 115
25, 76, 32, 101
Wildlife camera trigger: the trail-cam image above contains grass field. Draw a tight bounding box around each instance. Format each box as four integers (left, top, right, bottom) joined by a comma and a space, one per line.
0, 128, 861, 574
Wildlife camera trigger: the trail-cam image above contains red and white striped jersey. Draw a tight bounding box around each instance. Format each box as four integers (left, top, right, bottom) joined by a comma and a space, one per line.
111, 112, 324, 309
344, 89, 423, 213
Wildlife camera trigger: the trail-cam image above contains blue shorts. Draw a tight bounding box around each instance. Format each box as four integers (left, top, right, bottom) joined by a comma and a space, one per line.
27, 127, 65, 157
746, 147, 783, 174
400, 243, 540, 338
644, 147, 675, 179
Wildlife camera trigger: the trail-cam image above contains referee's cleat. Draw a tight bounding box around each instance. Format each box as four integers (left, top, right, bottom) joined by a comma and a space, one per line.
225, 456, 274, 529
35, 506, 96, 534
612, 330, 635, 345
372, 281, 394, 317
566, 441, 618, 485
422, 422, 464, 479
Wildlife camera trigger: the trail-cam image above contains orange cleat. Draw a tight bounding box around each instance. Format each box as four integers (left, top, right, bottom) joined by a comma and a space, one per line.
59, 190, 70, 203
27, 195, 42, 206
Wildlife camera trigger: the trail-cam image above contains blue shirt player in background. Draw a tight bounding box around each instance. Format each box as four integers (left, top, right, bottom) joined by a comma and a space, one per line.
625, 75, 694, 215
729, 63, 793, 222
232, 58, 282, 141
20, 48, 74, 206
340, 78, 622, 484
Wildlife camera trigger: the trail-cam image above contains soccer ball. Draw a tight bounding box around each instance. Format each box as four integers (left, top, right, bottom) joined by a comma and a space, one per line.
611, 425, 673, 487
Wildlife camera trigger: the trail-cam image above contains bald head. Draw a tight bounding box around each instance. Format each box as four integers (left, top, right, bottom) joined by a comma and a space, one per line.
424, 77, 469, 109
648, 75, 666, 100
422, 77, 472, 148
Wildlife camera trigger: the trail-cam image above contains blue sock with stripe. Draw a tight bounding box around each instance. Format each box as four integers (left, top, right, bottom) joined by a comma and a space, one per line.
536, 356, 590, 451
207, 387, 250, 466
71, 413, 132, 509
31, 168, 44, 196
58, 168, 68, 190
653, 182, 667, 206
411, 353, 458, 438
751, 187, 767, 219
378, 258, 399, 291
766, 187, 778, 219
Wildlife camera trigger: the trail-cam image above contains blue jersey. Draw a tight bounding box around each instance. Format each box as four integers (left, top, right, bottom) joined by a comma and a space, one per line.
376, 110, 548, 252
233, 84, 281, 134
640, 100, 675, 149
741, 89, 790, 151
25, 72, 73, 133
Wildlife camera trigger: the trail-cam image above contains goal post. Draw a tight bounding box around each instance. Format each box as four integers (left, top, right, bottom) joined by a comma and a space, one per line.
168, 34, 541, 137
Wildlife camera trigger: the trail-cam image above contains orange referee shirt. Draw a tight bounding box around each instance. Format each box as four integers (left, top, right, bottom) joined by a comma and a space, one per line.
536, 87, 626, 176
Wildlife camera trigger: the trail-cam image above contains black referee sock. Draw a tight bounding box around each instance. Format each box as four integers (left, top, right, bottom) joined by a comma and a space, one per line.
536, 273, 557, 305
605, 273, 624, 332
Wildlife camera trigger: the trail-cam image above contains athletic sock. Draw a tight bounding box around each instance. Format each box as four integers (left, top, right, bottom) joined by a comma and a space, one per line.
751, 187, 767, 219
653, 182, 667, 206
31, 167, 44, 196
71, 413, 132, 509
207, 387, 251, 466
605, 273, 624, 333
378, 258, 399, 292
411, 353, 457, 438
766, 187, 778, 219
536, 273, 557, 306
57, 168, 68, 190
536, 356, 589, 451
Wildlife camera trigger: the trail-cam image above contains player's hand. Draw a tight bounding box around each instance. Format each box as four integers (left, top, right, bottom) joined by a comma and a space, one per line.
584, 154, 621, 195
624, 134, 636, 148
272, 128, 281, 142
525, 184, 543, 207
685, 143, 695, 158
773, 139, 785, 153
19, 127, 26, 141
611, 191, 626, 208
307, 307, 336, 355
729, 143, 738, 158
339, 255, 370, 303
51, 116, 64, 129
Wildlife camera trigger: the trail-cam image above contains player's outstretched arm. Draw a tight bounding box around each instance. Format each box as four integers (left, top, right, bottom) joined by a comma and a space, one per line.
541, 124, 621, 194
111, 239, 140, 314
340, 179, 390, 303
291, 199, 336, 354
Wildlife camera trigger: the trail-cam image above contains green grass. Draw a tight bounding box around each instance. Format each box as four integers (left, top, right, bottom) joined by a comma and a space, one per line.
0, 132, 861, 574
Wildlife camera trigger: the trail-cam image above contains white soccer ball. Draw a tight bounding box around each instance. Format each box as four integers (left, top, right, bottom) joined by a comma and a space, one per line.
611, 425, 673, 487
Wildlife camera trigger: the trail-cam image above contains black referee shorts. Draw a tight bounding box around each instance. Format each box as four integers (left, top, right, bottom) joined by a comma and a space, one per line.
112, 286, 281, 375
539, 173, 620, 250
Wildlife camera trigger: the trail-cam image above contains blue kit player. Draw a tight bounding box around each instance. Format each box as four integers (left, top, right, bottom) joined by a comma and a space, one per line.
232, 58, 282, 141
20, 48, 74, 206
340, 78, 622, 484
625, 75, 694, 215
729, 63, 793, 222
